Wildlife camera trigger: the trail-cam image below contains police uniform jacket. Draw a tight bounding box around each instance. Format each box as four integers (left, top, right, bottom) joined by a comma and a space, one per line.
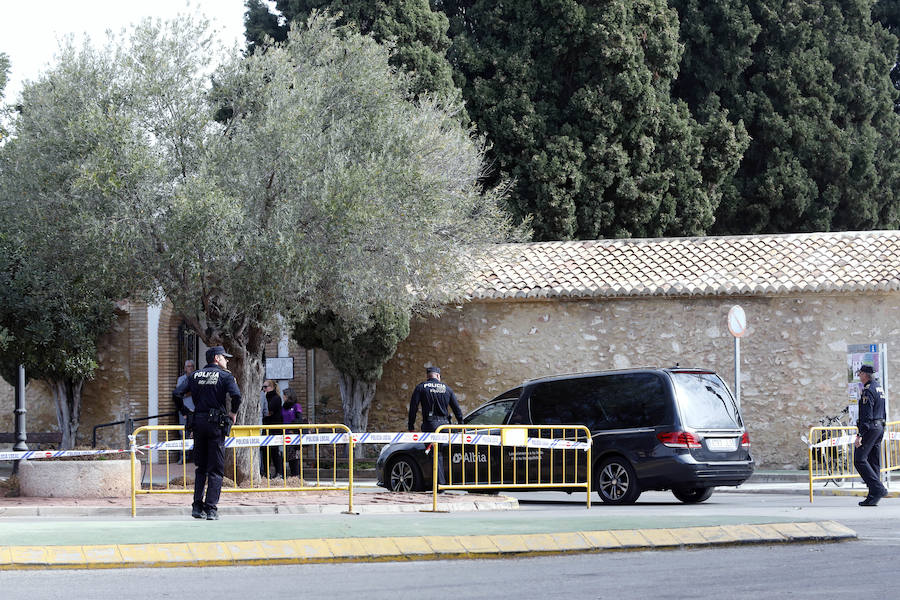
857, 379, 886, 436
173, 363, 242, 416
408, 379, 463, 431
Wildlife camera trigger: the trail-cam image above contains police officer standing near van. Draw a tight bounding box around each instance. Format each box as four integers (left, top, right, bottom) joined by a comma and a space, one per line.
408, 366, 463, 485
173, 346, 242, 520
854, 365, 888, 506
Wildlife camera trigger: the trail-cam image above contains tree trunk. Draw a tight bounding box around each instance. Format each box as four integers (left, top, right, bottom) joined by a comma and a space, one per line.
50, 377, 84, 449
338, 373, 376, 432
338, 373, 376, 459
223, 342, 265, 484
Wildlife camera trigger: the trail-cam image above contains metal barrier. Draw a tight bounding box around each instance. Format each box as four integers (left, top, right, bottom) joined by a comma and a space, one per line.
129, 423, 354, 517
807, 420, 899, 502
429, 424, 592, 511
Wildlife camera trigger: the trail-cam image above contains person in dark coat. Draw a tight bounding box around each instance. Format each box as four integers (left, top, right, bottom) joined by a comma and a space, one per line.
261, 380, 283, 477
854, 365, 888, 506
407, 366, 463, 485
173, 346, 241, 520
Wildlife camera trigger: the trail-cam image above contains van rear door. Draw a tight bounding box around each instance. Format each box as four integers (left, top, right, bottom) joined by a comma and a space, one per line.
670, 371, 750, 462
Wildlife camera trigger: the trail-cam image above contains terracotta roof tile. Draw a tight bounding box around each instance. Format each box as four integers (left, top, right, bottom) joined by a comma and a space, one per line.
462, 231, 900, 300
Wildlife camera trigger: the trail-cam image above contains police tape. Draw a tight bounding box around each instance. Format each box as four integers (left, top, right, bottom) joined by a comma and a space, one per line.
0, 431, 591, 461
808, 430, 900, 449
0, 448, 131, 461
136, 431, 592, 452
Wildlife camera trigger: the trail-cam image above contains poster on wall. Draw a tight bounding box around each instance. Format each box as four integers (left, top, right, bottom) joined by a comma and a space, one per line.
846, 343, 887, 405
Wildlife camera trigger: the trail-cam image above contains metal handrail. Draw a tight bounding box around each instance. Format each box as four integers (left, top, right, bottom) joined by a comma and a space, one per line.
92, 412, 177, 448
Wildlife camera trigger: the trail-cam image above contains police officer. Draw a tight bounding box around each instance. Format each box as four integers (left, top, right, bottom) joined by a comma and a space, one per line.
173, 346, 242, 520
854, 365, 888, 506
408, 366, 463, 485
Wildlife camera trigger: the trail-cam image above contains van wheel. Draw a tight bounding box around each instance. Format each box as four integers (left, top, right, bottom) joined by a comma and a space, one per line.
672, 487, 713, 504
596, 457, 641, 504
388, 456, 423, 492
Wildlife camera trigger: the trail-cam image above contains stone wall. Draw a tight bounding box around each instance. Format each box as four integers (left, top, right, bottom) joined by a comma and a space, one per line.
314, 292, 900, 469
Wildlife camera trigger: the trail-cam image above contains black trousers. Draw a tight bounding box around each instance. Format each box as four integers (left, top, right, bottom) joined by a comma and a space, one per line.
424, 419, 450, 486
854, 423, 886, 496
192, 415, 226, 511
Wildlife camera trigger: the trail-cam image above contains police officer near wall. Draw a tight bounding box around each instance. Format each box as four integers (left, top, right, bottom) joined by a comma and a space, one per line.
854, 365, 888, 506
408, 366, 463, 485
173, 346, 242, 520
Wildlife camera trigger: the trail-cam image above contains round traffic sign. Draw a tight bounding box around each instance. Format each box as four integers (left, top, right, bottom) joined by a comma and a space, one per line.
727, 305, 747, 338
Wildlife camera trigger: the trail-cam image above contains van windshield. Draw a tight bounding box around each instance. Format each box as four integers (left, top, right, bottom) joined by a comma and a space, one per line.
671, 372, 742, 429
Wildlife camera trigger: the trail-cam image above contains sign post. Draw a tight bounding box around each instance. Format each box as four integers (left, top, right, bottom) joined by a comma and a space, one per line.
727, 305, 747, 410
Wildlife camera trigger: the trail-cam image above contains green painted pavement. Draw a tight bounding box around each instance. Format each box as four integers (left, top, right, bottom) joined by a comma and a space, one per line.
0, 513, 801, 547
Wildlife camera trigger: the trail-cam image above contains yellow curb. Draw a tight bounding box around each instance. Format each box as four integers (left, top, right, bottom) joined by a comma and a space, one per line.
0, 520, 859, 569
609, 529, 650, 548
294, 538, 334, 560
457, 534, 500, 555
224, 541, 266, 561
637, 528, 680, 548
581, 530, 622, 549
423, 535, 468, 556
45, 546, 87, 567
522, 533, 562, 552
324, 537, 369, 560
358, 537, 405, 559
748, 524, 789, 542
549, 531, 594, 551
696, 525, 740, 544
186, 542, 233, 565
258, 539, 302, 560
816, 520, 857, 538
117, 544, 163, 566
152, 542, 196, 564
726, 524, 767, 542
667, 527, 707, 545
82, 544, 126, 567
392, 536, 434, 557
787, 521, 830, 539
489, 534, 533, 553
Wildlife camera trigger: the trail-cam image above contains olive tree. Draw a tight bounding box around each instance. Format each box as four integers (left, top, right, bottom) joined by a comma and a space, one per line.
144, 14, 515, 478
0, 39, 157, 447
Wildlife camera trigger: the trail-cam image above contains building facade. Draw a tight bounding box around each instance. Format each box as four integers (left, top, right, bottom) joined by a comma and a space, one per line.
3, 230, 898, 468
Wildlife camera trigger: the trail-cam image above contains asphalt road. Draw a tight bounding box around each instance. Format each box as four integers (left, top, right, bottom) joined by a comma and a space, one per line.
3, 490, 899, 599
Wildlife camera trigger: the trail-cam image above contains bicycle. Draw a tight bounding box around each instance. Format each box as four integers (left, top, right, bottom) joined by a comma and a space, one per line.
802, 406, 852, 487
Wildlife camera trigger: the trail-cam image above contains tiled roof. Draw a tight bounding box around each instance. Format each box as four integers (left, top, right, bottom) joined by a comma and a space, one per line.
463, 230, 900, 300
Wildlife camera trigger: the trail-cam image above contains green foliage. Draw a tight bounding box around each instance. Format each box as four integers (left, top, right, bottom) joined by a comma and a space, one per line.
672, 0, 900, 233
433, 0, 746, 241
873, 0, 900, 113
0, 38, 155, 387
244, 0, 460, 108
293, 304, 410, 383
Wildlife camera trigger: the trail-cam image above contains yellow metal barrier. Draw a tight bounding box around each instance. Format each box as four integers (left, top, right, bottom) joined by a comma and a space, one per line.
130, 423, 354, 516
430, 424, 592, 511
807, 424, 857, 501
806, 420, 900, 502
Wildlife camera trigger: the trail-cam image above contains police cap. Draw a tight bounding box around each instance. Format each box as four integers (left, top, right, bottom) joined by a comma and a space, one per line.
858, 365, 875, 374
206, 345, 233, 364
426, 366, 441, 374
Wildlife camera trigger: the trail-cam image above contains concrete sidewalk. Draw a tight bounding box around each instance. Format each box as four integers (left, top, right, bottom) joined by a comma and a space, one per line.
0, 472, 864, 569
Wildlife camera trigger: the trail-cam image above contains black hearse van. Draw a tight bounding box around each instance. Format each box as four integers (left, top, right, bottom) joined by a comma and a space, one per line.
376, 367, 753, 504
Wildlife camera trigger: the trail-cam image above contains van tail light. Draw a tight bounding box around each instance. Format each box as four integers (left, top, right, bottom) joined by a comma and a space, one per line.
657, 431, 702, 449
741, 432, 750, 449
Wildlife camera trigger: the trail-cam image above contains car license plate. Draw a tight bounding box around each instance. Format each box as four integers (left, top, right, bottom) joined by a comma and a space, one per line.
705, 437, 737, 451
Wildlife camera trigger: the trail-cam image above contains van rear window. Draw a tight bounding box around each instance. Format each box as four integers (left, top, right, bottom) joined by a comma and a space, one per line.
671, 372, 742, 429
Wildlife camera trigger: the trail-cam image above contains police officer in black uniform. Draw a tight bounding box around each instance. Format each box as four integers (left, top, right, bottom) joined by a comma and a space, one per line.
173, 346, 242, 520
408, 366, 463, 485
854, 365, 888, 506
